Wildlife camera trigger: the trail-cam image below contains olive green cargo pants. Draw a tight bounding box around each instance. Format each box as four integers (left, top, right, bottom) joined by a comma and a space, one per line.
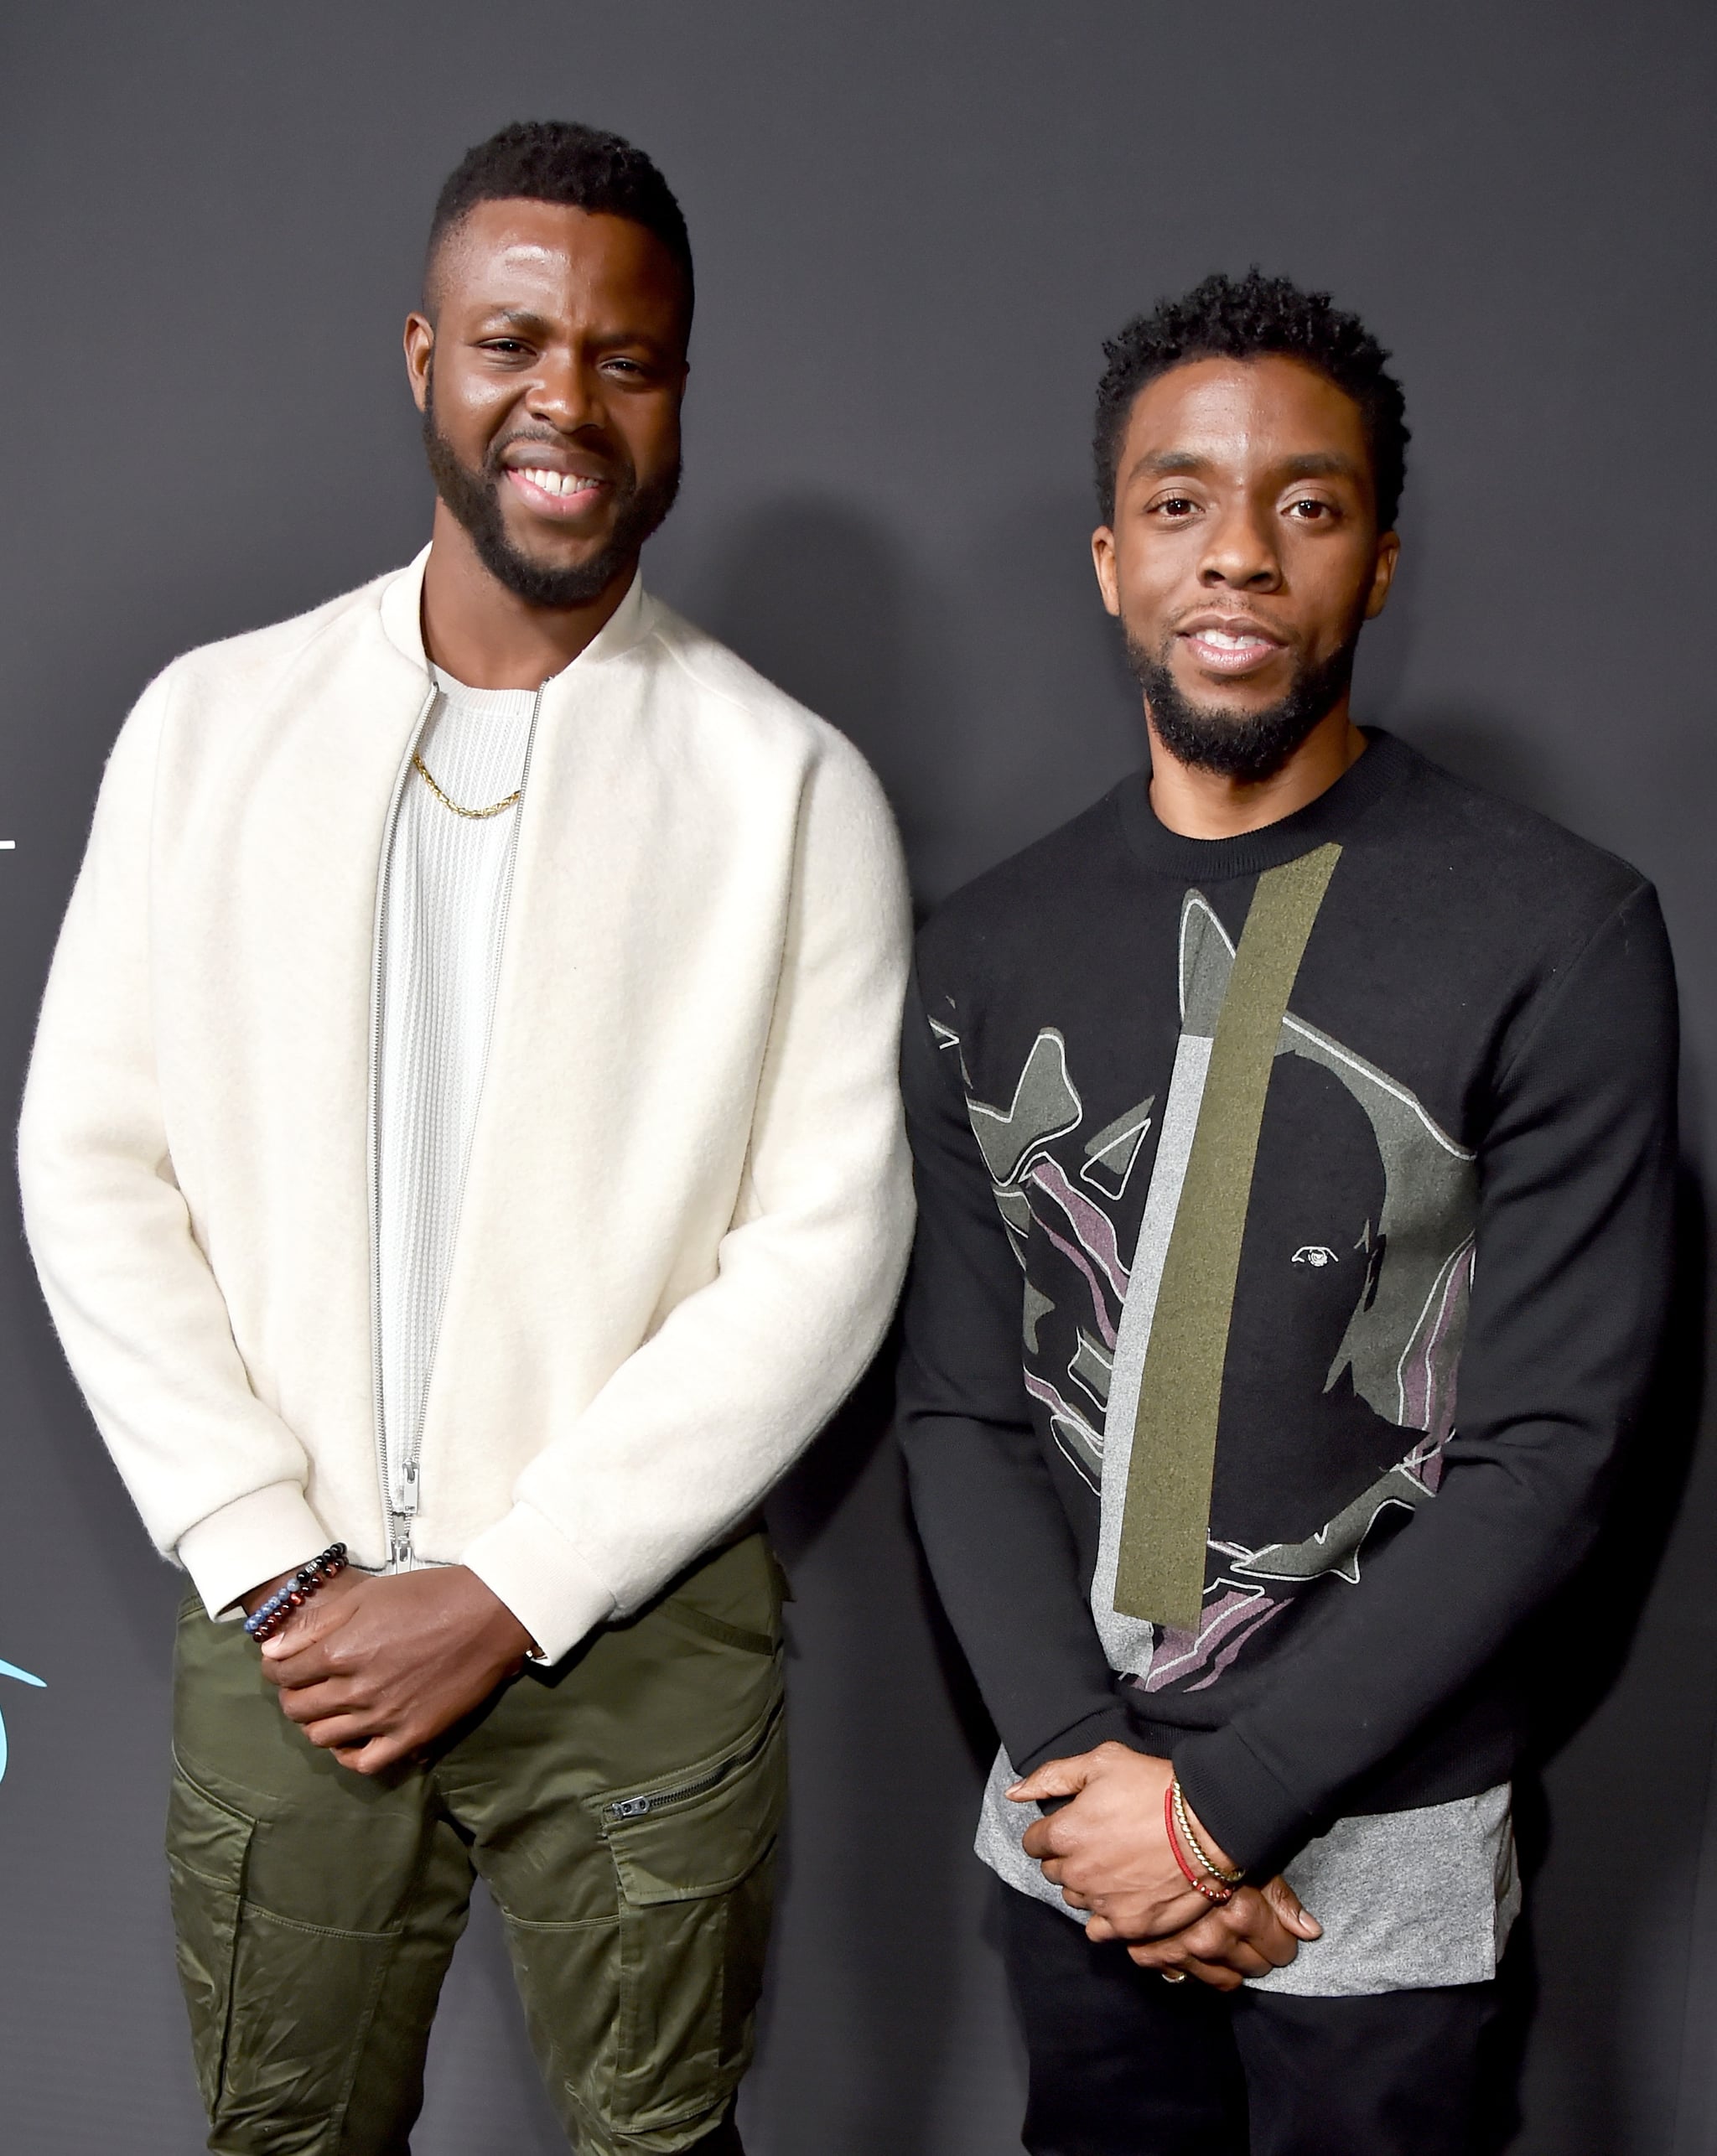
166, 1532, 786, 2156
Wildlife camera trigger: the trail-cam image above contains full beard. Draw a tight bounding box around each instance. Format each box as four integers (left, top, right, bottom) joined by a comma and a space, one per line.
421, 381, 680, 610
1126, 628, 1360, 786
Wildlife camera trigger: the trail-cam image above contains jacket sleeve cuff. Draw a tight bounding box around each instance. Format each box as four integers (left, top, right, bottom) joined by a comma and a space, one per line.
176, 1484, 329, 1621
1172, 1724, 1320, 1879
1014, 1703, 1143, 1776
461, 1505, 617, 1666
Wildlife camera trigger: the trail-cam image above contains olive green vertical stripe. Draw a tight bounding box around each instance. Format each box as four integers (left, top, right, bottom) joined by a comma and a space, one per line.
1114, 842, 1342, 1629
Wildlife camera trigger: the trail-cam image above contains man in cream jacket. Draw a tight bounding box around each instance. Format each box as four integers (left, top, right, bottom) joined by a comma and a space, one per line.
18, 121, 911, 2156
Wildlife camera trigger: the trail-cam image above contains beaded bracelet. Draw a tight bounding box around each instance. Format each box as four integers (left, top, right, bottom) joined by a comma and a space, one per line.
1171, 1778, 1246, 1888
1165, 1782, 1236, 1904
243, 1543, 348, 1643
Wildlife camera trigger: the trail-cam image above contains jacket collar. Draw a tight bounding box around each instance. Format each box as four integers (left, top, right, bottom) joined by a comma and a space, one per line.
377, 542, 655, 680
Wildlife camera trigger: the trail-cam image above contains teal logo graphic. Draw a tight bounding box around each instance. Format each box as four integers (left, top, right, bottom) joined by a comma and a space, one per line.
0, 1658, 46, 1784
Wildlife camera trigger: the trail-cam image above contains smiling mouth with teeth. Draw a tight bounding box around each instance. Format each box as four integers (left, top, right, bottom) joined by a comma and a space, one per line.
1191, 628, 1275, 651
510, 467, 604, 500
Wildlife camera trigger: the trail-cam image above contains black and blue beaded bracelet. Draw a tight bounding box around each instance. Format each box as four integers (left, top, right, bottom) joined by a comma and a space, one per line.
243, 1542, 349, 1643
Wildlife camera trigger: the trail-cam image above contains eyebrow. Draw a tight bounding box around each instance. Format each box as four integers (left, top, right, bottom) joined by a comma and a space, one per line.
475, 307, 556, 335
469, 304, 675, 354
1130, 450, 1215, 481
1128, 448, 1363, 484
1277, 452, 1362, 481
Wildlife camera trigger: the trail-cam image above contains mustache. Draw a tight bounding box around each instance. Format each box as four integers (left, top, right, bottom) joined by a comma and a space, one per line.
483, 428, 630, 488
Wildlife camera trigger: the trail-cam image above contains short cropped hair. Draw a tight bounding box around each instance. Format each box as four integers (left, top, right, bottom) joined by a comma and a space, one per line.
426, 120, 693, 324
1093, 269, 1408, 529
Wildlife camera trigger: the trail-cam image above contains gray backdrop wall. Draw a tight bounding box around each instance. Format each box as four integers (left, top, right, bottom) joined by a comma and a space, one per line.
2, 3, 1714, 2150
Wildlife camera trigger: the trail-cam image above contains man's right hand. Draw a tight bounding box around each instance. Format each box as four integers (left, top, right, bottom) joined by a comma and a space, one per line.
1113, 1874, 1320, 1991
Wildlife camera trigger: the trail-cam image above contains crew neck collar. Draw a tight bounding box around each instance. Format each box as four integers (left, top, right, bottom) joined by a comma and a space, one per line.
429, 666, 540, 710
378, 545, 651, 678
1113, 728, 1414, 882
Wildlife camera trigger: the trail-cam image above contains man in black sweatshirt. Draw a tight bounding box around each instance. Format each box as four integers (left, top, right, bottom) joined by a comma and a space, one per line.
897, 271, 1678, 2154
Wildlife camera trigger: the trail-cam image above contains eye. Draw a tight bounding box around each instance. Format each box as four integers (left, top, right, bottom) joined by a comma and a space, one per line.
1150, 495, 1199, 519
1285, 497, 1335, 521
480, 339, 531, 358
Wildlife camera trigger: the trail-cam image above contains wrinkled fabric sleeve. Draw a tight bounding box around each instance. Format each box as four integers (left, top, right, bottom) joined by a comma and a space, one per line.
18, 673, 327, 1620
896, 967, 1137, 1772
1176, 884, 1680, 1874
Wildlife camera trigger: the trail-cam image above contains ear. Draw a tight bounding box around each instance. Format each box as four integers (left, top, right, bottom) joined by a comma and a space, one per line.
1362, 529, 1401, 620
1092, 526, 1122, 618
403, 312, 434, 417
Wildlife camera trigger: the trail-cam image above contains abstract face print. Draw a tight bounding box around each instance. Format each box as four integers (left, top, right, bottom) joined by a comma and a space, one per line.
942, 883, 1477, 1692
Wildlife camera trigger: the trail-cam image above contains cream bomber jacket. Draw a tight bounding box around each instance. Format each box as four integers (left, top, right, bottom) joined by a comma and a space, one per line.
18, 552, 915, 1661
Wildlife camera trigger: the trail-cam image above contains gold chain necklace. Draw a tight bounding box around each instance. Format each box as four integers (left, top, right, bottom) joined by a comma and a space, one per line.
412, 752, 522, 821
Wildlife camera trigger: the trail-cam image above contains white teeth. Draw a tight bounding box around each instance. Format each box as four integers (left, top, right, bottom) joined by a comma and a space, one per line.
518, 468, 596, 498
1199, 629, 1268, 650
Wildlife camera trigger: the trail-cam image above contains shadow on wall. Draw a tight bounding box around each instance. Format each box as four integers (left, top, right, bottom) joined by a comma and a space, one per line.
684, 496, 952, 888
1461, 1155, 1710, 2154
680, 489, 1147, 909
680, 498, 1027, 2148
947, 486, 1153, 876
755, 1350, 1005, 2155
1381, 705, 1712, 2155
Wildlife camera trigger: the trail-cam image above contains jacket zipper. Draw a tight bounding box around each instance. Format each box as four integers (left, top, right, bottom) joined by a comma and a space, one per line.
367, 682, 438, 1573
369, 680, 547, 1573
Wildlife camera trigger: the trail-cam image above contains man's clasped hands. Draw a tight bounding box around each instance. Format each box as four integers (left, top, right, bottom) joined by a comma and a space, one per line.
1009, 1742, 1320, 1991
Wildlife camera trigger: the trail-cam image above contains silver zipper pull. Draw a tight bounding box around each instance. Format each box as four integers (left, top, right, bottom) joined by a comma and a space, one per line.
399, 1459, 420, 1513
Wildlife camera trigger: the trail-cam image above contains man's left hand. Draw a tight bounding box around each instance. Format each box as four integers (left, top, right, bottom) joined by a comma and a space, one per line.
1118, 1875, 1320, 1990
260, 1567, 537, 1773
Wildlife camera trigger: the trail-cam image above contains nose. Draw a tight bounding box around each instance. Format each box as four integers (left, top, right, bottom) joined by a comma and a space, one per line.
525, 346, 603, 433
1197, 497, 1282, 591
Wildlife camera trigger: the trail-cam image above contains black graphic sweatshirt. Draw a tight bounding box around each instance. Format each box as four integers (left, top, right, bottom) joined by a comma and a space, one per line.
898, 733, 1678, 1876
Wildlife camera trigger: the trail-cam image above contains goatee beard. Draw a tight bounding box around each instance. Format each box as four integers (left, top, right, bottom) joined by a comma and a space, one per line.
421, 379, 680, 610
1126, 630, 1359, 786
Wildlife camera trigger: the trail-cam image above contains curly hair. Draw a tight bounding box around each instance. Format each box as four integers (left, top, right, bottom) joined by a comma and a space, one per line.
1093, 269, 1408, 529
426, 120, 693, 324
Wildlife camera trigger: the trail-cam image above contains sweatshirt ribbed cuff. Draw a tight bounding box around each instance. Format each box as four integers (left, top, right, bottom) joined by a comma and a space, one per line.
1014, 1703, 1143, 1778
460, 1504, 617, 1666
1172, 1723, 1320, 1879
176, 1483, 329, 1621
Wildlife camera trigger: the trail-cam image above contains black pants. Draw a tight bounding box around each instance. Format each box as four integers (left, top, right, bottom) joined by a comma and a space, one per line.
1001, 1885, 1504, 2156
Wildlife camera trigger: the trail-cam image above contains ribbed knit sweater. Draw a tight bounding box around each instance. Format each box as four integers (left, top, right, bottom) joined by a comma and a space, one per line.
376, 671, 539, 1577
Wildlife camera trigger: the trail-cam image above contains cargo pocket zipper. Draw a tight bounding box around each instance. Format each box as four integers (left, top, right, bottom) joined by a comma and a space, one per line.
605, 1760, 733, 1824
